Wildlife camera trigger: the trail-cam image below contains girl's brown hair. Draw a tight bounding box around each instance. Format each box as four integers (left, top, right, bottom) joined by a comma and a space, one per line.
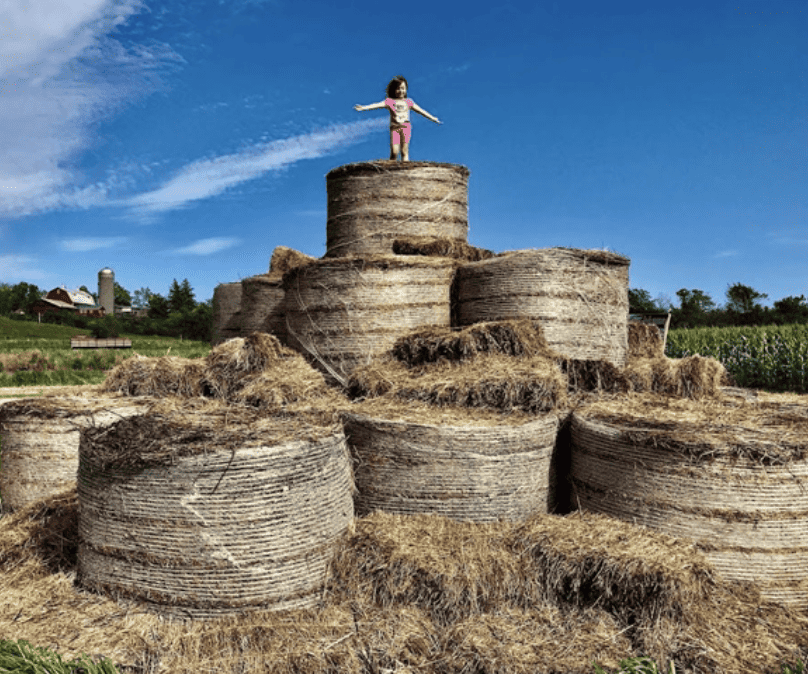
386, 75, 408, 98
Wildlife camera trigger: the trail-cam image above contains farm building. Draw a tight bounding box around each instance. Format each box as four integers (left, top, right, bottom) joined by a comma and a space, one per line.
31, 286, 105, 318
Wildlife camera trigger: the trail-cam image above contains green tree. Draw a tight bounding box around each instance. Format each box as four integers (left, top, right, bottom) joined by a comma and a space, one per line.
114, 282, 132, 307
168, 278, 196, 314
132, 287, 152, 309
673, 288, 715, 328
9, 282, 43, 313
774, 295, 808, 324
725, 282, 768, 314
148, 293, 170, 320
0, 283, 12, 315
629, 288, 662, 313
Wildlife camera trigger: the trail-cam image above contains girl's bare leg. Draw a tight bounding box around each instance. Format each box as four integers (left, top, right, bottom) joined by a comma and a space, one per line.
390, 143, 400, 160
401, 142, 409, 162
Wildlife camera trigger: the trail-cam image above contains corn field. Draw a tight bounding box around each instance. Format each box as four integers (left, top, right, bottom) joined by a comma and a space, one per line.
666, 324, 808, 393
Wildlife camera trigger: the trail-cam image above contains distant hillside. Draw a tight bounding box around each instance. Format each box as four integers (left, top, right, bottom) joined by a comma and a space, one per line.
0, 316, 91, 340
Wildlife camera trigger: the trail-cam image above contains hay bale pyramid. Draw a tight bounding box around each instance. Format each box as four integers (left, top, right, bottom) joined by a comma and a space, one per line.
3, 159, 808, 674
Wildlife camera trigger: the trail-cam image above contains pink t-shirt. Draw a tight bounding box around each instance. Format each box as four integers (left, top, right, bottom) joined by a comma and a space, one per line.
385, 97, 414, 127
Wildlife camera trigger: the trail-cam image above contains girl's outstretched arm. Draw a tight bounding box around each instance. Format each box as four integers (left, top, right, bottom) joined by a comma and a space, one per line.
412, 102, 441, 124
354, 101, 386, 111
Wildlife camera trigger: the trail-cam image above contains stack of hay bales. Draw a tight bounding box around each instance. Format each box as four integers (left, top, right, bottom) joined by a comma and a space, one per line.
77, 399, 354, 618
569, 392, 808, 610
0, 395, 145, 512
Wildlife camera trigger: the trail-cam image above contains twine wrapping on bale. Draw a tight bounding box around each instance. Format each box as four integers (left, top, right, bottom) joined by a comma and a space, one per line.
210, 282, 243, 346
393, 236, 493, 262
0, 396, 144, 512
342, 402, 559, 522
239, 273, 286, 341
77, 400, 354, 618
283, 255, 457, 386
102, 354, 206, 397
454, 247, 630, 366
325, 161, 470, 258
570, 392, 808, 610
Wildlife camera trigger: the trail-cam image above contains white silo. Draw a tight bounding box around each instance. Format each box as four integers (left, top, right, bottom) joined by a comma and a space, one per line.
98, 268, 115, 315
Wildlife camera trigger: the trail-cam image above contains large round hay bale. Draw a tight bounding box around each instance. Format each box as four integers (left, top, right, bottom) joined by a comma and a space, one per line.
569, 394, 808, 609
239, 273, 286, 341
325, 161, 469, 258
282, 255, 456, 385
211, 282, 242, 346
77, 404, 354, 618
454, 248, 630, 367
0, 396, 144, 512
342, 402, 559, 522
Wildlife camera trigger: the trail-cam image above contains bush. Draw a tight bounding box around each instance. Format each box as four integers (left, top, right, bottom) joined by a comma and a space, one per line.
89, 316, 122, 339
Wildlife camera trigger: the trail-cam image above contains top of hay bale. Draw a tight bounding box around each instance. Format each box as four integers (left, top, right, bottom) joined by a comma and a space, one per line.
492, 246, 630, 267
0, 392, 136, 422
268, 246, 317, 275
81, 397, 343, 471
327, 160, 469, 180
577, 392, 808, 464
281, 253, 459, 286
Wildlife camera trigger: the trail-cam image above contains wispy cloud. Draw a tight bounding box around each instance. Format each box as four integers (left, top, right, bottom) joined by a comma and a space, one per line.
125, 119, 386, 217
174, 237, 240, 255
0, 0, 184, 219
62, 237, 128, 252
714, 249, 739, 258
0, 255, 51, 282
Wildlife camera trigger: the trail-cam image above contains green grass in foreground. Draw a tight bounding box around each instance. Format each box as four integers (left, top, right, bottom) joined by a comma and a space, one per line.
0, 639, 119, 674
0, 316, 210, 388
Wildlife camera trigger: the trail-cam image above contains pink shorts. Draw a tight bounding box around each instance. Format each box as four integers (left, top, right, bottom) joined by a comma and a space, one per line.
391, 123, 412, 144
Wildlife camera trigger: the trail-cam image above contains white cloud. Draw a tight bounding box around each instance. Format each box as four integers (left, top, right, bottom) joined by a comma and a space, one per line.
714, 250, 739, 258
62, 237, 128, 251
125, 119, 387, 217
174, 237, 240, 255
0, 255, 51, 282
0, 0, 184, 219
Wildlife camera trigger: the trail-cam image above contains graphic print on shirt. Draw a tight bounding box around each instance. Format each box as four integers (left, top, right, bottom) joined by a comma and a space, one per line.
385, 98, 413, 127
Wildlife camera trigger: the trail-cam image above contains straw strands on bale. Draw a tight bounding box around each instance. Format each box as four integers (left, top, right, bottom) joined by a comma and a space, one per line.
283, 255, 456, 385
342, 404, 559, 522
327, 510, 808, 674
454, 247, 630, 366
102, 354, 206, 397
238, 273, 286, 340
210, 282, 242, 346
570, 392, 808, 609
268, 245, 317, 274
325, 161, 469, 258
77, 400, 354, 618
0, 395, 143, 512
392, 235, 493, 262
628, 320, 665, 359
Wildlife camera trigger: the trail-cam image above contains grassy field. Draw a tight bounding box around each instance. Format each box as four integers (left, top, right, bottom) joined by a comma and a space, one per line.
0, 316, 210, 389
666, 323, 808, 393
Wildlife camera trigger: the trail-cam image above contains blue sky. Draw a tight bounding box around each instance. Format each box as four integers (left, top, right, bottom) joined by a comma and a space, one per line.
1, 0, 805, 309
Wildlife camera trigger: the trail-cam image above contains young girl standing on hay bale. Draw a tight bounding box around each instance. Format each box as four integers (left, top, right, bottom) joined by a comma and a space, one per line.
354, 75, 441, 161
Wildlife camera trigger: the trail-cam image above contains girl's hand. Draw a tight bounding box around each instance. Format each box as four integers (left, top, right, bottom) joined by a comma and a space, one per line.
354, 104, 364, 111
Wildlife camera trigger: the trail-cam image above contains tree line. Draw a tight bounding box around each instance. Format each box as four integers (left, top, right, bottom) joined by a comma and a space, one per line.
0, 279, 212, 342
630, 283, 808, 329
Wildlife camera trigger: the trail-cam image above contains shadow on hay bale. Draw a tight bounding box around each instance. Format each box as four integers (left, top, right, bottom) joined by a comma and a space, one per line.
570, 392, 808, 611
211, 282, 243, 346
392, 236, 493, 262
